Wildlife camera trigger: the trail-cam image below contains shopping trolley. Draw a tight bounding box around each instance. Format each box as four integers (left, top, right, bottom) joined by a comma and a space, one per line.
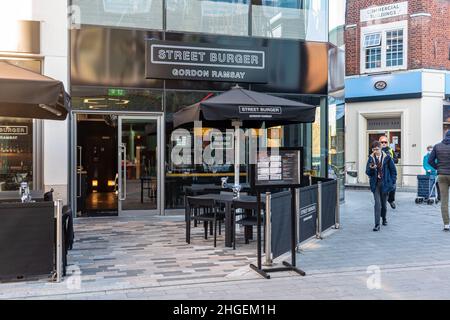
415, 175, 438, 205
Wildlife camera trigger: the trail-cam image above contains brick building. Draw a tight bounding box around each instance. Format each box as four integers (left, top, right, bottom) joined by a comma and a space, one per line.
344, 0, 450, 187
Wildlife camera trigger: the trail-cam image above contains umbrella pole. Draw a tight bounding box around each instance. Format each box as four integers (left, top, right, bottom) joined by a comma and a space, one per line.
232, 121, 242, 187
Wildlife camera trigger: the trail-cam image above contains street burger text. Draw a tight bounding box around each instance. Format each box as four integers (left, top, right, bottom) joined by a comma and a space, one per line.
147, 41, 267, 82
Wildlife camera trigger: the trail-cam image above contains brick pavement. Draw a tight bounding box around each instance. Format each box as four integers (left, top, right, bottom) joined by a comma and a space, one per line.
1, 190, 449, 300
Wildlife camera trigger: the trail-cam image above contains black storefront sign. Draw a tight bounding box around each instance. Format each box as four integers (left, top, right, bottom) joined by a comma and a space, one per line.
146, 40, 268, 83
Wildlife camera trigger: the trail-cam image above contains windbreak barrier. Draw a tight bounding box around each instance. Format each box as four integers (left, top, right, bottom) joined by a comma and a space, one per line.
269, 178, 338, 260
320, 180, 338, 232
298, 184, 318, 243
270, 191, 292, 259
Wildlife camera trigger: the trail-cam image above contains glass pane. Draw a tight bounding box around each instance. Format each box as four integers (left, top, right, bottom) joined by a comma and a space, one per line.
364, 33, 381, 47
0, 118, 34, 191
121, 118, 158, 211
444, 105, 450, 123
166, 0, 249, 36
72, 0, 163, 30
252, 0, 328, 41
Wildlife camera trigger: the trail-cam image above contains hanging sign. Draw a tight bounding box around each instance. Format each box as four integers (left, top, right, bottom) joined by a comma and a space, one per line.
146, 40, 268, 83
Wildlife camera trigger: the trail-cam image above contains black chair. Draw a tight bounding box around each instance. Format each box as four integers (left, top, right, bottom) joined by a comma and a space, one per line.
186, 197, 225, 247
44, 188, 54, 201
232, 200, 264, 250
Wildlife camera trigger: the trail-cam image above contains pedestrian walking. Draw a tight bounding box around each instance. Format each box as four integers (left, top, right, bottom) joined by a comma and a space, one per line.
379, 136, 398, 209
366, 141, 397, 231
423, 145, 441, 202
428, 130, 450, 231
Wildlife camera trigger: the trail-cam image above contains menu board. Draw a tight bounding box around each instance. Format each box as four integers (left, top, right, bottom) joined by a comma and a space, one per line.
254, 148, 302, 188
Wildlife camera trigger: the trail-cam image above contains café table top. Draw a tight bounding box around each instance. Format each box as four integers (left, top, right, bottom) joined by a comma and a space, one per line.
188, 193, 264, 204
0, 190, 46, 203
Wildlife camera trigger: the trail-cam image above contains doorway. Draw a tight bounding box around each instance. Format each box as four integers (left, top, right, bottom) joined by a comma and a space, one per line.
118, 116, 162, 215
73, 113, 163, 217
367, 131, 401, 160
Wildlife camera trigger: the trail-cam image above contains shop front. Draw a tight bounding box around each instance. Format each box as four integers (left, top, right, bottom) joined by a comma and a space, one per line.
69, 0, 343, 216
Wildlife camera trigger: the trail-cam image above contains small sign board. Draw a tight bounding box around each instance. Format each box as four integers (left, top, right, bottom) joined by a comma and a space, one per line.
253, 147, 303, 189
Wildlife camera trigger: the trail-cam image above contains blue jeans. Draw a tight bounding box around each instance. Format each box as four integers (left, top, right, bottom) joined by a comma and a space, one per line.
373, 181, 387, 226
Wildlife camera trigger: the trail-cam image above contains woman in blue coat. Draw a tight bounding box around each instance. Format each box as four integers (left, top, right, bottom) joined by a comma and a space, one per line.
366, 141, 397, 231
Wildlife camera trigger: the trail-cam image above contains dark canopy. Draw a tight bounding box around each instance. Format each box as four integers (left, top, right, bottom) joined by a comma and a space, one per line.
0, 61, 69, 120
173, 87, 316, 128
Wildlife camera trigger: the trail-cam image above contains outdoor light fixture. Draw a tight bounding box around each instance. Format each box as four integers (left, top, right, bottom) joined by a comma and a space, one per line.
92, 180, 98, 187
107, 180, 115, 187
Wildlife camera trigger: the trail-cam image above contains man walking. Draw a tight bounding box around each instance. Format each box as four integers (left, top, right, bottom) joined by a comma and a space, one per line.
428, 130, 450, 231
379, 136, 398, 209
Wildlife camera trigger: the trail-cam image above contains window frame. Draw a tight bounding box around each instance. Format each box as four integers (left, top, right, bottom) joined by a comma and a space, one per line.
360, 20, 408, 74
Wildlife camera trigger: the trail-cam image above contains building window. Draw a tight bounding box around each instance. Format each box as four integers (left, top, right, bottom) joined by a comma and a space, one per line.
386, 30, 404, 67
0, 59, 43, 192
361, 21, 407, 73
0, 118, 34, 191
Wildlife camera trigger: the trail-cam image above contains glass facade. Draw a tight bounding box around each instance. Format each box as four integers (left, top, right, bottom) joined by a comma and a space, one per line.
166, 0, 249, 36
252, 0, 328, 41
0, 58, 42, 192
72, 0, 164, 30
70, 0, 345, 210
73, 0, 329, 41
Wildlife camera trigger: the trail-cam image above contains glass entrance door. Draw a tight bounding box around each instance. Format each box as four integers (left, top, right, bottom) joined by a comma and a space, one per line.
118, 116, 161, 215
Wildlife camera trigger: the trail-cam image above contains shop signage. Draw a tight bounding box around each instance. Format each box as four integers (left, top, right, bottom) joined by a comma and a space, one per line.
0, 126, 28, 135
374, 80, 387, 90
361, 1, 408, 22
367, 118, 401, 130
146, 40, 268, 83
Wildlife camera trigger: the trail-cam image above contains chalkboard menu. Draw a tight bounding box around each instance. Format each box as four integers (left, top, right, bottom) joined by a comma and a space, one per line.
253, 148, 303, 188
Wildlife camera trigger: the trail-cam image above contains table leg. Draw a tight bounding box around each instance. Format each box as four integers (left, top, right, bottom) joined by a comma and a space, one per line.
140, 179, 143, 203
225, 202, 232, 247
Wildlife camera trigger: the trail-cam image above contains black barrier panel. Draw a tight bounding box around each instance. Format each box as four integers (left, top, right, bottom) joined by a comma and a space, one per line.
299, 185, 318, 243
311, 176, 335, 184
321, 180, 337, 231
0, 202, 55, 280
270, 191, 292, 259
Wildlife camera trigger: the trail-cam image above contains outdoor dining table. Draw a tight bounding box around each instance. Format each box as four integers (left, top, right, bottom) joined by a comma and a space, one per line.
187, 193, 264, 248
0, 190, 45, 203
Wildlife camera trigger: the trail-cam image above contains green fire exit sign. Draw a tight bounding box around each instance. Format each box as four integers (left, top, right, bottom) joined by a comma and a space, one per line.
108, 88, 126, 96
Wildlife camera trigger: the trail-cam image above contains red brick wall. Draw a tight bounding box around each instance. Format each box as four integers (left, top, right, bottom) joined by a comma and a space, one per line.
345, 0, 450, 76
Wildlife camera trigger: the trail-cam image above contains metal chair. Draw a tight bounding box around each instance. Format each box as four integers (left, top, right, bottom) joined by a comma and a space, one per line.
232, 200, 264, 250
186, 197, 225, 247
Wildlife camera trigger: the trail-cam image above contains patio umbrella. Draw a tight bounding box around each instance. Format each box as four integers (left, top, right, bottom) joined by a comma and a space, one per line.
0, 61, 69, 120
173, 86, 317, 186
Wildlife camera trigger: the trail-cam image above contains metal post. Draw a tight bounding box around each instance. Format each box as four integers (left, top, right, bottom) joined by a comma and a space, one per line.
263, 192, 272, 266
316, 182, 322, 239
55, 199, 63, 282
295, 188, 301, 252
309, 175, 312, 186
335, 182, 341, 229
